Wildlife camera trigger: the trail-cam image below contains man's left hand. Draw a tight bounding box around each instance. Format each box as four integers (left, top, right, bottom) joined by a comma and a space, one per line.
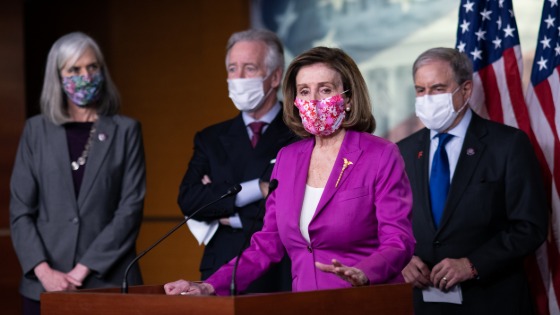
430, 257, 474, 290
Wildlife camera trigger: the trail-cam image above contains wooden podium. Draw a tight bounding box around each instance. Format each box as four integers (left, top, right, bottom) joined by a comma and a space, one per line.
42, 283, 413, 315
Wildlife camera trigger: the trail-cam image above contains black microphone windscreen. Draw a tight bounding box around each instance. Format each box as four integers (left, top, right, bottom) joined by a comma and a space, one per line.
269, 179, 278, 192
227, 184, 242, 196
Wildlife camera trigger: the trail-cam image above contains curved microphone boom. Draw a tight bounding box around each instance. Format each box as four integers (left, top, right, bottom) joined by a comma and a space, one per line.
121, 184, 242, 293
230, 179, 278, 296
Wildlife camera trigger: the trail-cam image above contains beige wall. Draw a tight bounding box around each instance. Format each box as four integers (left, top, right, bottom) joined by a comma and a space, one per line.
1, 1, 251, 310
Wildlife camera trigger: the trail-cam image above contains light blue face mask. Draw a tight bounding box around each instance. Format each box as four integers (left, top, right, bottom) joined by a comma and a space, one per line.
62, 72, 104, 107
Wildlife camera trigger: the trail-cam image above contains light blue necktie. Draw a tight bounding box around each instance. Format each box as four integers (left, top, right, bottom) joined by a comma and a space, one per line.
429, 133, 454, 228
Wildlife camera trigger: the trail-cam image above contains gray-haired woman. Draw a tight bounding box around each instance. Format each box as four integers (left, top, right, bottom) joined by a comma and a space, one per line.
10, 32, 145, 314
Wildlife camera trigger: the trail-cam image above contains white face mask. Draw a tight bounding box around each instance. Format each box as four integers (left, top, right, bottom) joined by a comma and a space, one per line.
227, 75, 272, 112
415, 86, 468, 132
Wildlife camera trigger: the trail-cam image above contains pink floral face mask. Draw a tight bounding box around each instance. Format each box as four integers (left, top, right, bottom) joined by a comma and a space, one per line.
294, 91, 348, 136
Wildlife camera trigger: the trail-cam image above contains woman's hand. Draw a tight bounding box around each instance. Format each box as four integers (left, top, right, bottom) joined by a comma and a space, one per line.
315, 259, 369, 287
34, 262, 81, 292
66, 263, 91, 287
164, 280, 215, 296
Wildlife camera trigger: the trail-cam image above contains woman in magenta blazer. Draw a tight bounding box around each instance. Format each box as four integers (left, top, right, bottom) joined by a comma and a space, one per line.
165, 47, 414, 295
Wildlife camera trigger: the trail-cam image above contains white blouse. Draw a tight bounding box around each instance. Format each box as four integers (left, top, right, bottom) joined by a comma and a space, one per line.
299, 185, 324, 243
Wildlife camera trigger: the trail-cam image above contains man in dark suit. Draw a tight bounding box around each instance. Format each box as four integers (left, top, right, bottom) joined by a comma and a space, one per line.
178, 29, 295, 293
398, 47, 548, 314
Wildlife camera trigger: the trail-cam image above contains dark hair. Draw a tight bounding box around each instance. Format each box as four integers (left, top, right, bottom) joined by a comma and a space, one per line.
282, 47, 375, 138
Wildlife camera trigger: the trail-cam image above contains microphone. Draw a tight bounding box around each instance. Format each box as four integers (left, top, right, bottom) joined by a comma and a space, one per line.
121, 184, 242, 293
230, 179, 278, 296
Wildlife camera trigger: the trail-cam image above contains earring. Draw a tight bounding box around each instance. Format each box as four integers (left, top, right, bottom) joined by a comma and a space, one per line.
345, 106, 351, 112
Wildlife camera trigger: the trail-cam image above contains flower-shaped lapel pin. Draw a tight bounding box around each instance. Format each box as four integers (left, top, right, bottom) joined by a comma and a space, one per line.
335, 158, 353, 188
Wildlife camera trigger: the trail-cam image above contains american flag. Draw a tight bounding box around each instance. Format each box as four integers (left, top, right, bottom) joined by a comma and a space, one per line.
525, 0, 560, 314
455, 0, 528, 127
456, 0, 560, 314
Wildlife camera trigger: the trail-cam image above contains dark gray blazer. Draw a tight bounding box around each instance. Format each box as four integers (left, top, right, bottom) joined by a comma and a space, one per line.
397, 112, 548, 315
10, 114, 145, 300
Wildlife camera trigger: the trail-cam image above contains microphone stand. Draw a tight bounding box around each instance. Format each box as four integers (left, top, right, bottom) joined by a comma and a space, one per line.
121, 184, 242, 293
230, 179, 278, 296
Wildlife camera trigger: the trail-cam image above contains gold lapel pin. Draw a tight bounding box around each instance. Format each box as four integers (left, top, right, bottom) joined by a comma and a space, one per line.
335, 158, 353, 188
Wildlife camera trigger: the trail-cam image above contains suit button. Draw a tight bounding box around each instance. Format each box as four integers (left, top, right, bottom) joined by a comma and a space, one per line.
433, 241, 441, 247
307, 245, 312, 253
71, 217, 79, 224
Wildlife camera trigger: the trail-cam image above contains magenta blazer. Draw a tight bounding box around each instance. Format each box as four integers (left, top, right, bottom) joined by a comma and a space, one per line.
206, 130, 414, 295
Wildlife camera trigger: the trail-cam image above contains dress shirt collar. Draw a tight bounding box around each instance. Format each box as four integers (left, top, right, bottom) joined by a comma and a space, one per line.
430, 107, 472, 140
242, 101, 281, 126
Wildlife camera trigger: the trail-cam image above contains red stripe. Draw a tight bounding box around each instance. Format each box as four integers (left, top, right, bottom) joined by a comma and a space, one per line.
526, 253, 550, 315
478, 65, 504, 123
533, 77, 559, 147
548, 238, 560, 312
533, 79, 560, 198
502, 48, 532, 133
529, 73, 560, 314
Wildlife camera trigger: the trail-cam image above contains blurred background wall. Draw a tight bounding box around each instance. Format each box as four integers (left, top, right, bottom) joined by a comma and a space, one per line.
1, 0, 249, 313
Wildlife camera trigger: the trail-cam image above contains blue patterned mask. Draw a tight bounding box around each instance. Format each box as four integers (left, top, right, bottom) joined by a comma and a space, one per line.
62, 72, 104, 106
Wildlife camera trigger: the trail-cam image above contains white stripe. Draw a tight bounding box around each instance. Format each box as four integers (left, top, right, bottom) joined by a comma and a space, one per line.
514, 46, 524, 83
492, 56, 518, 128
548, 276, 560, 315
470, 73, 489, 119
535, 243, 560, 315
525, 85, 556, 174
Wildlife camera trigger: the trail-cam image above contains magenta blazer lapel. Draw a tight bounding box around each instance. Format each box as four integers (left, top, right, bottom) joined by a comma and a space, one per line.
314, 130, 363, 219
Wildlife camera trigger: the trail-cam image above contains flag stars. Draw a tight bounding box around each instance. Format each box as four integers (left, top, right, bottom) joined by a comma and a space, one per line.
544, 15, 556, 28
537, 56, 548, 70
492, 36, 502, 49
555, 43, 560, 56
471, 48, 483, 60
457, 41, 467, 53
549, 0, 558, 7
460, 19, 470, 33
503, 24, 516, 37
496, 16, 502, 29
541, 36, 552, 49
463, 0, 475, 13
480, 8, 492, 21
475, 28, 487, 41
